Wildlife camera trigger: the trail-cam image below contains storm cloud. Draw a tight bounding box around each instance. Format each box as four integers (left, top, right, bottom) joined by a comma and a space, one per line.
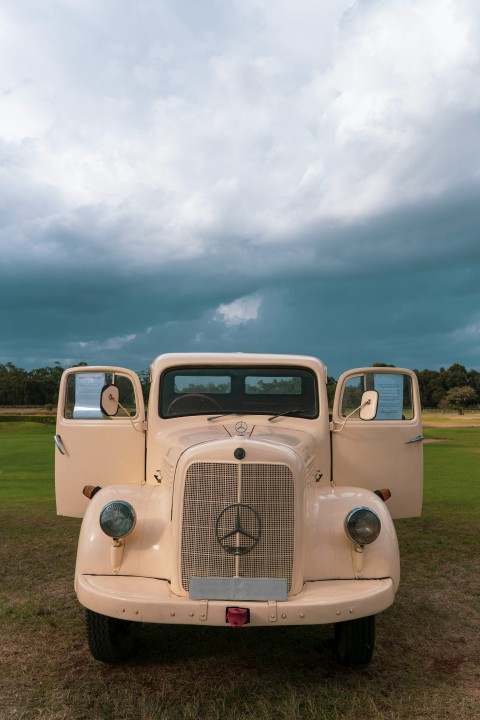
1, 0, 479, 377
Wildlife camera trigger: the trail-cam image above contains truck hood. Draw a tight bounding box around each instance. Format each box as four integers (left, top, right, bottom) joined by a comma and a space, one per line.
150, 418, 320, 486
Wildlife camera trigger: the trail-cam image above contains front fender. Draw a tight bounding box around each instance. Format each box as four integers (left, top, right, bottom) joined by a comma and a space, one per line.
304, 486, 400, 588
74, 485, 155, 587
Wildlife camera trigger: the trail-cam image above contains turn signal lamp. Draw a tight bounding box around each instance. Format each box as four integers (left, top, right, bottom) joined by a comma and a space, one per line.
345, 507, 381, 546
374, 488, 392, 502
99, 501, 136, 539
83, 485, 102, 499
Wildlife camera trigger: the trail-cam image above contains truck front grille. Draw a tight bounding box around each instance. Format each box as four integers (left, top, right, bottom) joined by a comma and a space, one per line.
181, 462, 295, 592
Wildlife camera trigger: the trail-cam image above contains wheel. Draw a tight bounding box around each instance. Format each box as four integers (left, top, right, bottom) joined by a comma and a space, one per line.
85, 609, 137, 663
334, 614, 376, 665
167, 393, 222, 414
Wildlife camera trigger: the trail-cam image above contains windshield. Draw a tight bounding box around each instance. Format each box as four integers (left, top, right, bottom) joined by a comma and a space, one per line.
159, 366, 318, 419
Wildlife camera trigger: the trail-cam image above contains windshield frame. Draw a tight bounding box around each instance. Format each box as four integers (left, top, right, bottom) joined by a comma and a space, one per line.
159, 365, 319, 419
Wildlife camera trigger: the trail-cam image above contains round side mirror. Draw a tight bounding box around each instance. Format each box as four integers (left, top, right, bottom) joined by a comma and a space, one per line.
100, 384, 120, 416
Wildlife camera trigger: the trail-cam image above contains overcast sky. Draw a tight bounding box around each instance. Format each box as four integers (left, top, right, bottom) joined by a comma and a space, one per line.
1, 0, 479, 378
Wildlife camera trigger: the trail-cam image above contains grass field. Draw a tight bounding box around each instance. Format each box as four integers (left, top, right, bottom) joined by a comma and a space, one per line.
0, 422, 479, 720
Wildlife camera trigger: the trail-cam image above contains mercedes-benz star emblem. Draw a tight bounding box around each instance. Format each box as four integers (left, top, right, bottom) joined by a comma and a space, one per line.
215, 503, 261, 555
235, 421, 248, 435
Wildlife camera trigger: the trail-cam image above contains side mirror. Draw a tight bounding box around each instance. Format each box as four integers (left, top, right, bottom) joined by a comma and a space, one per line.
100, 384, 120, 416
359, 390, 378, 420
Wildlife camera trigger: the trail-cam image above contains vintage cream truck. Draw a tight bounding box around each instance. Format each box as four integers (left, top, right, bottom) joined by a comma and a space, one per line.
55, 353, 423, 664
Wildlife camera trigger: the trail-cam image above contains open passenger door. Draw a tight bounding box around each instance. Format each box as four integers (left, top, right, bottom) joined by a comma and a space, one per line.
55, 367, 146, 518
332, 367, 423, 519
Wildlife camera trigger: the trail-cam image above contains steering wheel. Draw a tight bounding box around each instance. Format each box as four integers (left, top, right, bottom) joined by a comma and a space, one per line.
167, 393, 222, 415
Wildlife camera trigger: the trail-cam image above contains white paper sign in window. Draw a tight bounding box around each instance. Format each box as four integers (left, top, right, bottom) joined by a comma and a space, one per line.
374, 374, 404, 420
73, 373, 105, 419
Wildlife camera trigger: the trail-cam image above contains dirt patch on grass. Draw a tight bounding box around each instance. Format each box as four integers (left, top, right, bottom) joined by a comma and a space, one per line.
0, 406, 56, 415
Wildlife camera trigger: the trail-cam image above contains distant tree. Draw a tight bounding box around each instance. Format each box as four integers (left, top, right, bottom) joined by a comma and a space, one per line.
443, 386, 478, 413
137, 369, 151, 403
26, 364, 64, 405
467, 368, 480, 395
442, 363, 469, 390
0, 363, 28, 405
415, 368, 447, 408
326, 376, 337, 408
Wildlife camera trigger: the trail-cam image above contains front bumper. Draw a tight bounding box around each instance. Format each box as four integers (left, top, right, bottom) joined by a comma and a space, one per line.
77, 575, 395, 626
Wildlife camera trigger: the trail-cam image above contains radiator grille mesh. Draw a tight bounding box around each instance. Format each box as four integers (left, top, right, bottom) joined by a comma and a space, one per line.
240, 464, 295, 586
181, 462, 295, 592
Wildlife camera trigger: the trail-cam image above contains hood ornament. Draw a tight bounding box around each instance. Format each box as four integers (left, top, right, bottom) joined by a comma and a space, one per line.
235, 421, 248, 435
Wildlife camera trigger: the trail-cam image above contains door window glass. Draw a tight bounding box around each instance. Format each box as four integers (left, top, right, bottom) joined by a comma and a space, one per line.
341, 373, 414, 420
64, 372, 138, 419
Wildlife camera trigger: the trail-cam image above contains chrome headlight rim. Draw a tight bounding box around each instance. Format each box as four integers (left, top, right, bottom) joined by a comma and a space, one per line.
99, 500, 136, 539
345, 506, 381, 546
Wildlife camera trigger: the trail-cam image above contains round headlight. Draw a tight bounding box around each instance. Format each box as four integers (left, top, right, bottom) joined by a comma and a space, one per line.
345, 507, 381, 545
99, 501, 136, 538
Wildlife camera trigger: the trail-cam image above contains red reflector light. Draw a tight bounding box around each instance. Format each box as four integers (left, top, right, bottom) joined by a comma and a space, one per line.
226, 607, 250, 627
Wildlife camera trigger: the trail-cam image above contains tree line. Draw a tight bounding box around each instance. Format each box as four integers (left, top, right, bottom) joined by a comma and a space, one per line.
1, 361, 480, 410
0, 362, 148, 408
319, 362, 480, 412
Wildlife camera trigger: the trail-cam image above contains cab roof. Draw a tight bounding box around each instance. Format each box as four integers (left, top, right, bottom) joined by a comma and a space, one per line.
150, 353, 328, 383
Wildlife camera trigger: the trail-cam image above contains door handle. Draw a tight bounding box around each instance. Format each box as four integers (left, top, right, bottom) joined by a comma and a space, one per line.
54, 434, 67, 455
405, 435, 424, 444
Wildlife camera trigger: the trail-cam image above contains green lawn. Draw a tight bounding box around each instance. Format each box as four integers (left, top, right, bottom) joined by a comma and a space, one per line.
0, 423, 479, 720
0, 423, 56, 503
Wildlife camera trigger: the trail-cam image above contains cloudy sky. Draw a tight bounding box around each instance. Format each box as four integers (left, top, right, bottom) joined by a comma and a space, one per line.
1, 0, 479, 378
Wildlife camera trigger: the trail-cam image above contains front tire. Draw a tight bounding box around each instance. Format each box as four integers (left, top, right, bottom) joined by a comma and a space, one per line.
334, 614, 376, 665
85, 609, 137, 663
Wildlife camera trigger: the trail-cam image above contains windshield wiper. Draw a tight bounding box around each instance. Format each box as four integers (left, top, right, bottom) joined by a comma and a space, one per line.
268, 409, 300, 421
207, 412, 244, 422
208, 409, 302, 422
